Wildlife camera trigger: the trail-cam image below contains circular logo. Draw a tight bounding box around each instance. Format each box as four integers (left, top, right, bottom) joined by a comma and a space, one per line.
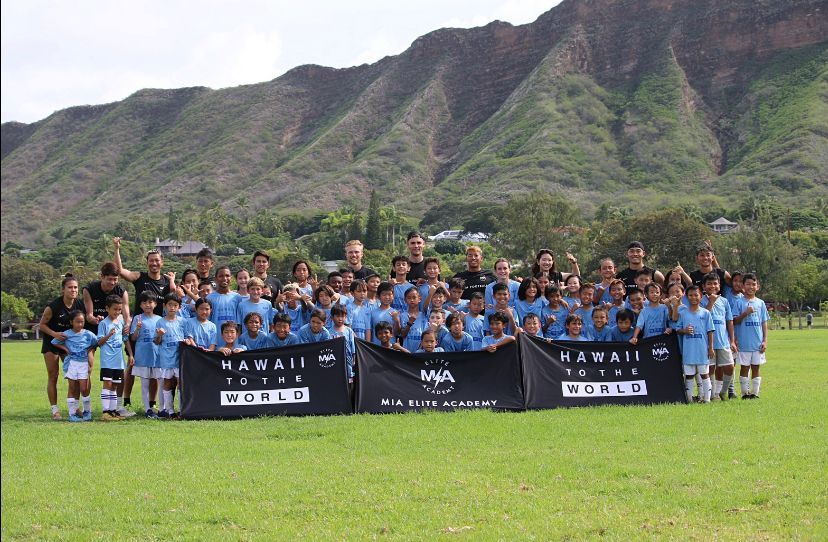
651, 341, 670, 362
318, 348, 337, 368
420, 358, 456, 395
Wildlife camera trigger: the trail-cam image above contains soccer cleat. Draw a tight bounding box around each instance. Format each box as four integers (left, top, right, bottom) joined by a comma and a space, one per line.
728, 390, 737, 399
742, 394, 754, 400
692, 396, 701, 403
82, 411, 93, 422
116, 406, 136, 418
719, 390, 728, 401
156, 410, 170, 419
101, 412, 121, 421
144, 409, 158, 419
51, 411, 62, 420
68, 413, 83, 422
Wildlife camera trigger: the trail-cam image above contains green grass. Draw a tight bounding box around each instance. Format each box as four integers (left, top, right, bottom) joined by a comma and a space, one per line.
2, 331, 827, 541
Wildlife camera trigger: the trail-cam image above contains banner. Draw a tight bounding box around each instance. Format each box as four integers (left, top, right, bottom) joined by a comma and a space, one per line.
519, 334, 687, 408
179, 338, 352, 419
355, 339, 524, 413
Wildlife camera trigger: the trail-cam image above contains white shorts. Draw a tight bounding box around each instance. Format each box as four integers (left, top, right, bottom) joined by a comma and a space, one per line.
683, 364, 709, 376
131, 366, 162, 379
710, 349, 734, 367
737, 351, 766, 366
64, 361, 89, 380
159, 368, 179, 380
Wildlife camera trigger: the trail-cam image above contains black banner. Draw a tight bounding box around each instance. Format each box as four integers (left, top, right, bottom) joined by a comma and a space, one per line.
179, 338, 352, 419
519, 334, 687, 408
355, 339, 524, 413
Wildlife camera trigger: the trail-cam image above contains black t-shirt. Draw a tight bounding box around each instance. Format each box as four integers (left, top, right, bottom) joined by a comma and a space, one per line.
259, 275, 283, 307
452, 269, 496, 300
689, 268, 726, 291
406, 259, 427, 285
132, 272, 170, 316
83, 280, 126, 333
616, 266, 658, 293
41, 296, 85, 351
351, 266, 378, 281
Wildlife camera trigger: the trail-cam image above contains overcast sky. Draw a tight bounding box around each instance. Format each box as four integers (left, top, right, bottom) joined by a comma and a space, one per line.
1, 0, 560, 124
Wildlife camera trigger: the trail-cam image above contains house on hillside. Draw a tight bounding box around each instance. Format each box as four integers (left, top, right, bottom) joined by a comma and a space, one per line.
154, 238, 211, 256
707, 217, 738, 233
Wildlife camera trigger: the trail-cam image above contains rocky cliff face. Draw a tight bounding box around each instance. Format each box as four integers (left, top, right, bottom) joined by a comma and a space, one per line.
2, 0, 827, 245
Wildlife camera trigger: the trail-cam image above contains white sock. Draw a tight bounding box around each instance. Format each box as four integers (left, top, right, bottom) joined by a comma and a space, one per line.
685, 379, 694, 402
740, 376, 750, 395
721, 374, 733, 396
701, 378, 712, 403
712, 378, 721, 396
694, 373, 702, 392
116, 395, 123, 410
100, 391, 109, 411
67, 398, 77, 415
141, 379, 151, 411
162, 390, 173, 413
81, 395, 91, 413
51, 404, 59, 415
752, 376, 762, 396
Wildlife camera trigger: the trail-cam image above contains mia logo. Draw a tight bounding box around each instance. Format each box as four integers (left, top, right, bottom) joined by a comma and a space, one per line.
420, 359, 455, 395
651, 342, 670, 362
318, 348, 336, 368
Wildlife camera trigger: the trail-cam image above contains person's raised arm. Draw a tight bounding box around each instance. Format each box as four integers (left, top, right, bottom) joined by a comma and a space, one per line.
113, 237, 140, 283
564, 252, 581, 278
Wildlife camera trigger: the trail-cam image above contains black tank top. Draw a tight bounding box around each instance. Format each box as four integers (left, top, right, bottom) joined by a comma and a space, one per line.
83, 280, 126, 332
132, 272, 169, 316
41, 296, 85, 347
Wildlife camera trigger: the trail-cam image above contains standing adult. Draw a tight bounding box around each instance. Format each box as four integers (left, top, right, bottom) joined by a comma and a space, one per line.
195, 247, 217, 289
83, 262, 130, 333
344, 240, 377, 280
405, 231, 427, 285
452, 246, 496, 300
251, 250, 283, 304
38, 274, 85, 419
114, 237, 173, 413
616, 241, 664, 292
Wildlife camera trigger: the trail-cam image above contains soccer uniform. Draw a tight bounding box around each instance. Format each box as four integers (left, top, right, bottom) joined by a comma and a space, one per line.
52, 329, 97, 380
393, 283, 414, 312
734, 297, 770, 365
482, 334, 513, 349
636, 303, 670, 339
297, 324, 332, 344
331, 326, 356, 378
370, 306, 397, 345
677, 307, 714, 373
541, 305, 568, 339
483, 307, 517, 336
704, 295, 734, 366
464, 313, 486, 350
514, 298, 545, 327
415, 347, 445, 353
555, 333, 589, 342
282, 303, 310, 333
130, 314, 161, 378
347, 302, 372, 340
97, 316, 126, 382
206, 291, 242, 327
609, 327, 635, 342
268, 332, 302, 348
184, 318, 218, 351
238, 331, 270, 351
400, 312, 428, 353
157, 316, 186, 379
592, 326, 613, 342
236, 299, 274, 330
440, 332, 475, 352
41, 296, 85, 355
485, 280, 521, 309
444, 299, 469, 313
574, 306, 596, 340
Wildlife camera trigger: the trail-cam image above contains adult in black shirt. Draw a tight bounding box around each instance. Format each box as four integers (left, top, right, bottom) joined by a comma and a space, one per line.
344, 240, 377, 280
252, 250, 283, 305
405, 231, 427, 285
195, 247, 217, 289
39, 275, 85, 419
452, 246, 495, 300
82, 262, 130, 333
616, 241, 664, 292
688, 245, 730, 291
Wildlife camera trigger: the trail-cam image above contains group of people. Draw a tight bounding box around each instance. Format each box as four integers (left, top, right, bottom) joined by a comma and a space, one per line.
38, 232, 770, 420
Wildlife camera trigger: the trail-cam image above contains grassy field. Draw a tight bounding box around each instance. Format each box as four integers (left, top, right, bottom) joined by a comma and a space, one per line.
2, 330, 826, 541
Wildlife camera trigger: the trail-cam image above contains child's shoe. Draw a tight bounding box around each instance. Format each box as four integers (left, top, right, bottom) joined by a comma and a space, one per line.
82, 411, 93, 422
68, 413, 83, 423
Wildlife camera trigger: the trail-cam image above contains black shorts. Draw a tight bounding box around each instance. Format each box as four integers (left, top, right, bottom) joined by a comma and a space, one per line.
41, 340, 62, 355
100, 368, 125, 383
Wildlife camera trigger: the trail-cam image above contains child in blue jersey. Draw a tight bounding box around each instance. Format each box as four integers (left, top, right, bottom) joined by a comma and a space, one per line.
399, 286, 427, 352
280, 283, 312, 332
238, 312, 270, 350
725, 271, 745, 313
484, 283, 518, 336
292, 260, 315, 299
556, 314, 589, 342
339, 269, 354, 301
574, 283, 597, 339
346, 280, 371, 340
593, 258, 617, 306
390, 255, 412, 311
534, 274, 551, 304
676, 285, 715, 403
603, 280, 627, 325
206, 266, 241, 327
51, 311, 96, 422
464, 293, 486, 350
269, 313, 302, 348
542, 285, 568, 339
515, 277, 545, 326
235, 278, 272, 329
630, 284, 672, 344
591, 307, 613, 342
609, 310, 636, 342
562, 275, 582, 310
485, 258, 521, 309
235, 268, 251, 299
419, 258, 446, 312
626, 288, 645, 327
177, 269, 200, 318
369, 282, 400, 345
520, 313, 543, 338
330, 305, 356, 381
482, 312, 516, 352
130, 291, 163, 417
218, 321, 247, 355
298, 309, 333, 344
733, 274, 770, 399
184, 298, 217, 351
96, 295, 131, 421
364, 274, 382, 309
313, 285, 337, 330
154, 293, 186, 418
416, 330, 444, 353
702, 273, 737, 400
444, 278, 469, 314
441, 313, 475, 352
425, 310, 450, 345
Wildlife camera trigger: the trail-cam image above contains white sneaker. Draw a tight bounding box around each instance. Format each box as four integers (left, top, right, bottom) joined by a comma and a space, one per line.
116, 406, 136, 418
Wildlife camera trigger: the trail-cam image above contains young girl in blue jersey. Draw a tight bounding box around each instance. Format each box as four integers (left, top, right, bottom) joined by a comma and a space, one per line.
154, 294, 186, 419
562, 274, 582, 310
238, 312, 270, 350
514, 277, 545, 326
292, 260, 316, 299
51, 311, 97, 422
131, 291, 163, 417
399, 286, 427, 352
184, 298, 217, 351
441, 313, 475, 352
556, 314, 590, 342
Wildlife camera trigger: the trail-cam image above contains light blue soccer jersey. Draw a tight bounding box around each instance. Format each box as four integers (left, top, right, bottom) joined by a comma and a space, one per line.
393, 283, 414, 311
238, 330, 270, 351
574, 306, 596, 340
207, 291, 242, 327
282, 304, 309, 332
347, 302, 372, 340
331, 326, 356, 377
541, 305, 568, 339
400, 312, 427, 353
555, 333, 589, 342
156, 316, 186, 369
609, 326, 634, 342
268, 332, 301, 348
130, 314, 161, 367
370, 306, 397, 345
703, 295, 733, 349
236, 299, 273, 330
482, 334, 513, 348
97, 317, 126, 370
184, 318, 218, 350
734, 297, 769, 352
514, 298, 545, 327
52, 329, 97, 367
440, 332, 474, 352
464, 313, 485, 350
592, 326, 613, 342
483, 307, 517, 336
297, 324, 332, 344
485, 280, 521, 308
677, 307, 714, 365
636, 303, 670, 338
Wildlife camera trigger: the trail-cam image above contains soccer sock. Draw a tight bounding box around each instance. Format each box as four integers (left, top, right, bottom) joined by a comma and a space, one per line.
685, 379, 694, 402
141, 379, 151, 411
701, 378, 712, 403
67, 398, 77, 416
740, 376, 750, 396
728, 379, 735, 394
752, 376, 762, 396
116, 395, 123, 410
100, 391, 109, 412
721, 375, 733, 396
123, 396, 131, 406
162, 390, 173, 413
694, 373, 702, 392
51, 404, 59, 415
81, 395, 91, 413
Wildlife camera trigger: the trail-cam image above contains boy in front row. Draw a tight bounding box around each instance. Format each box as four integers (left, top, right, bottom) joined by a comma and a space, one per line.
732, 274, 769, 399
675, 285, 715, 403
97, 295, 133, 420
